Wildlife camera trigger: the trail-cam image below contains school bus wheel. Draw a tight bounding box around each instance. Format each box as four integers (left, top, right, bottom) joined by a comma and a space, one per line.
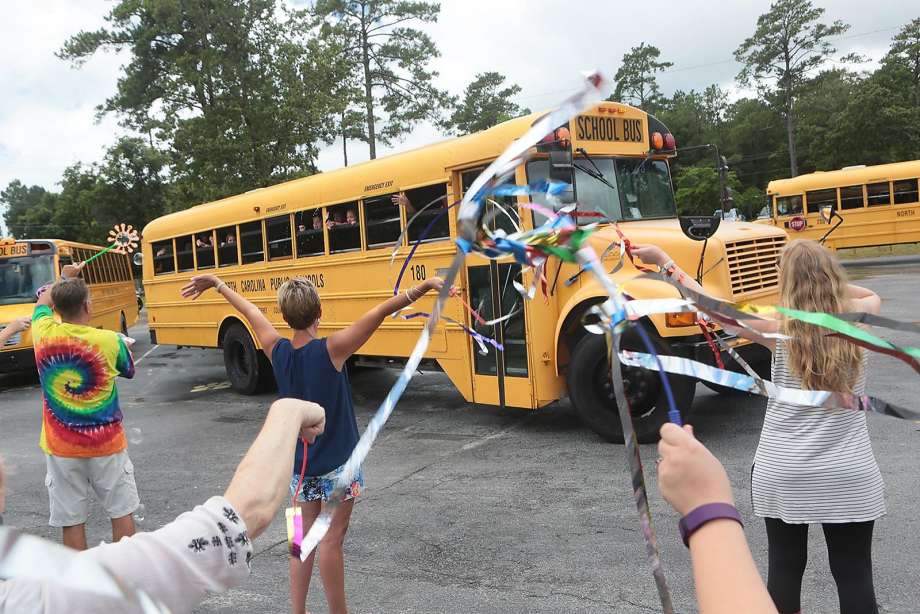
222, 322, 274, 395
567, 329, 695, 444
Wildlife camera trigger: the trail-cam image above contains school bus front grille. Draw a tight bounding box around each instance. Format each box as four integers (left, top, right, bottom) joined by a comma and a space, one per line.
725, 235, 786, 297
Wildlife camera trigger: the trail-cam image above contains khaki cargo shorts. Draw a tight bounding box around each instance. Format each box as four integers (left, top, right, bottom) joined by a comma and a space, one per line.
45, 451, 140, 527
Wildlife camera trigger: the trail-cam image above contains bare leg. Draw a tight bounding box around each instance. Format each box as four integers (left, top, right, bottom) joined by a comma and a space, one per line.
111, 513, 136, 542
62, 524, 88, 550
290, 500, 322, 614
317, 498, 355, 614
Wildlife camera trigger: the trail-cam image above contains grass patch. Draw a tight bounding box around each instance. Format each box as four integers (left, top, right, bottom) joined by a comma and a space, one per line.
836, 243, 920, 260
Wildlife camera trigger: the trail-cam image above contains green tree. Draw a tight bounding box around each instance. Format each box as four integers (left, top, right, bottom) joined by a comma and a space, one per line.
440, 72, 529, 135
1, 181, 59, 239
314, 0, 449, 159
673, 166, 741, 215
794, 69, 862, 171
883, 17, 920, 107
60, 0, 348, 206
734, 0, 853, 177
610, 43, 673, 110
2, 138, 172, 243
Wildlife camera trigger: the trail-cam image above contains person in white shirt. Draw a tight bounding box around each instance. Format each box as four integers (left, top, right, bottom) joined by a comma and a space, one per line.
0, 398, 325, 614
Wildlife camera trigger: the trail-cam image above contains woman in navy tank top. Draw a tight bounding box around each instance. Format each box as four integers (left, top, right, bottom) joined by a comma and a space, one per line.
182, 273, 443, 614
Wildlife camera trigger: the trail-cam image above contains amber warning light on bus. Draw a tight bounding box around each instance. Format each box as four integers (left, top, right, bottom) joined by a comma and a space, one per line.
651, 131, 676, 151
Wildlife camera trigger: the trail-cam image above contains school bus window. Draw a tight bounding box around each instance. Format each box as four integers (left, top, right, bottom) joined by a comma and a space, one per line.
266, 215, 293, 261
106, 253, 117, 283
121, 253, 132, 281
328, 203, 360, 253
867, 182, 891, 207
101, 253, 114, 283
893, 178, 918, 204
153, 240, 175, 275
363, 194, 401, 248
87, 257, 100, 285
806, 188, 836, 214
462, 165, 519, 234
195, 231, 215, 269
840, 185, 864, 210
776, 195, 803, 216
295, 210, 324, 257
176, 235, 195, 271
405, 183, 450, 243
111, 253, 122, 282
217, 227, 239, 267
240, 221, 265, 264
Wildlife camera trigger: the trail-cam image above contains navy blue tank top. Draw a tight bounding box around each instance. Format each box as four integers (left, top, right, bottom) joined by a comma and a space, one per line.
271, 338, 359, 477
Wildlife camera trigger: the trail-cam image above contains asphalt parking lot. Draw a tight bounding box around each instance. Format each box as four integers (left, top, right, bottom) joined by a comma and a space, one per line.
2, 263, 918, 613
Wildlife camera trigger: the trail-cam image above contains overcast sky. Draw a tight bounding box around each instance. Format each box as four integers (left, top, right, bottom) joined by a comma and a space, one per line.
1, 0, 916, 233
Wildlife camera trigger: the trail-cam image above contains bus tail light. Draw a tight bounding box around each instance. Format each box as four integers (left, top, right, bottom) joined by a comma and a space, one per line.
664, 133, 676, 150
666, 311, 698, 327
651, 131, 664, 150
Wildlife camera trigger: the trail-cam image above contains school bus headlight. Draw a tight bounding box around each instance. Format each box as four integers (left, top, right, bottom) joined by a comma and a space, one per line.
666, 311, 697, 327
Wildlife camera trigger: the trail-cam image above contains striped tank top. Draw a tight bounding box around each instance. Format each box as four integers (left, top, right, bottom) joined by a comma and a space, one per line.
751, 341, 886, 524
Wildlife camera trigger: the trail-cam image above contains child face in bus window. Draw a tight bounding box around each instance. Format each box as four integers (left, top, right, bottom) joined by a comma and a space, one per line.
312, 216, 322, 230
346, 209, 356, 224
334, 211, 345, 224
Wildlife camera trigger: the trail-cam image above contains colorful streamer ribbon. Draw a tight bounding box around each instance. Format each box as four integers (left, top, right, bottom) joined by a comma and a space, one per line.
296, 71, 612, 565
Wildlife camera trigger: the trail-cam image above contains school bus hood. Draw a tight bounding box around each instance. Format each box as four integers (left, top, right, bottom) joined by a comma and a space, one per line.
0, 303, 38, 324
586, 218, 786, 250
0, 303, 38, 350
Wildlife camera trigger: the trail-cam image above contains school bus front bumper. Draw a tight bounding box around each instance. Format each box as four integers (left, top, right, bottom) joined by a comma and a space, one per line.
0, 347, 35, 373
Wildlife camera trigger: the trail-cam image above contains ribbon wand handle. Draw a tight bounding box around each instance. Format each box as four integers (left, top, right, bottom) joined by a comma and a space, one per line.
82, 242, 118, 265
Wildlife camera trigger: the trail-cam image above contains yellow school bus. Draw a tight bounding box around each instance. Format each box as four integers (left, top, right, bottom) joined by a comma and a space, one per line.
0, 238, 139, 373
141, 102, 786, 442
758, 161, 920, 250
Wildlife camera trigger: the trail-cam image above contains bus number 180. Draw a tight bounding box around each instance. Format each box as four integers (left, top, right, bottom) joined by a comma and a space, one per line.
410, 264, 426, 281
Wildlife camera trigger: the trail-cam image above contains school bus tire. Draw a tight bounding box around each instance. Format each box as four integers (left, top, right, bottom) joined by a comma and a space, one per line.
223, 323, 266, 395
568, 331, 695, 444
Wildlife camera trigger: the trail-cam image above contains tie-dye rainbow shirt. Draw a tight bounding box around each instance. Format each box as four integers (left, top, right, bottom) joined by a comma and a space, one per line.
32, 305, 135, 458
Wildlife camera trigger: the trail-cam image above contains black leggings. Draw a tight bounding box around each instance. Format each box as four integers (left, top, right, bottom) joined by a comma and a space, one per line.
764, 518, 878, 614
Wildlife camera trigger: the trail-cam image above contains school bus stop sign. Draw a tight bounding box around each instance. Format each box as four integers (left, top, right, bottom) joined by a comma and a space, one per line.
788, 216, 807, 232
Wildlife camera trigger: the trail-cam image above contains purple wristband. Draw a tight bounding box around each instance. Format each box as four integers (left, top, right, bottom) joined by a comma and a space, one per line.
679, 502, 743, 548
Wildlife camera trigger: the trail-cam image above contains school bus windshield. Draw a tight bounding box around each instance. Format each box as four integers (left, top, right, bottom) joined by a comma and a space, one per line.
0, 254, 54, 305
526, 156, 676, 224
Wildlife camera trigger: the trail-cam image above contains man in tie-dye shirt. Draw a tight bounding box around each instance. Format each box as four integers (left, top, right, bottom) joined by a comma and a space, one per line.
31, 262, 139, 550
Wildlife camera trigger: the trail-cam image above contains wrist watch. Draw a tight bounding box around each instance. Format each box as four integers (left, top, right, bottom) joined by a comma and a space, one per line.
679, 502, 743, 547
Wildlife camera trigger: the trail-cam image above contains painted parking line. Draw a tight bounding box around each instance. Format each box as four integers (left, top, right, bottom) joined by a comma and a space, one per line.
191, 381, 232, 393
134, 344, 160, 365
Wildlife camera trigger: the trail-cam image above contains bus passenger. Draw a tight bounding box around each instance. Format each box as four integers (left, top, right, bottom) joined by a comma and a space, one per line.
631, 239, 884, 614
0, 317, 30, 346
312, 215, 323, 231
345, 209, 356, 225
179, 272, 444, 614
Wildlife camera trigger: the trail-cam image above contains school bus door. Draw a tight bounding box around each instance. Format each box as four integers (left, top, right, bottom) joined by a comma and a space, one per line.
456, 167, 534, 409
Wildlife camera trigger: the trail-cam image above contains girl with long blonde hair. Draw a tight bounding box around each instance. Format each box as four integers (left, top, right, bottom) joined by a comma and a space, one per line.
631, 239, 883, 614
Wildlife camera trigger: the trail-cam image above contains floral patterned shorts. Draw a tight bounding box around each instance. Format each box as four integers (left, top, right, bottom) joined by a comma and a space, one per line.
290, 463, 364, 502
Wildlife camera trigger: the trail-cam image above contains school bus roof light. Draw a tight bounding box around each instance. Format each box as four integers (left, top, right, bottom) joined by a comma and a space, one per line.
651, 131, 664, 150
664, 132, 676, 150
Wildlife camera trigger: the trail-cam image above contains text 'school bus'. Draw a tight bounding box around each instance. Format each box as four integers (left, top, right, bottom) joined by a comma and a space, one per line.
0, 239, 139, 374
758, 161, 920, 250
141, 102, 786, 443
